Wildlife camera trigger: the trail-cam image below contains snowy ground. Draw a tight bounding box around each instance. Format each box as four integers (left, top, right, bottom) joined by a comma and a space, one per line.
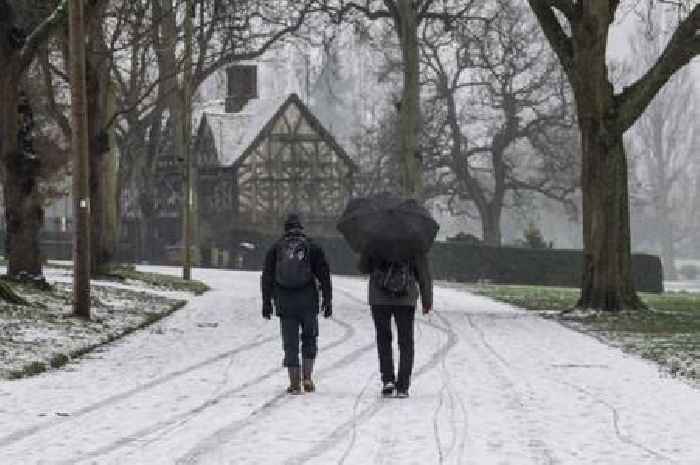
665, 280, 700, 293
1, 267, 699, 464
0, 266, 187, 379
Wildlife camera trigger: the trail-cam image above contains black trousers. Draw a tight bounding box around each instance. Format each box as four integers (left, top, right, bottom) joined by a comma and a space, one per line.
279, 312, 318, 367
371, 305, 415, 391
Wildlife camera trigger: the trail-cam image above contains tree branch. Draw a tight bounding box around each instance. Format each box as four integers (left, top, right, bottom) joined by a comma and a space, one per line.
615, 5, 700, 132
548, 0, 575, 22
526, 0, 574, 80
19, 0, 69, 70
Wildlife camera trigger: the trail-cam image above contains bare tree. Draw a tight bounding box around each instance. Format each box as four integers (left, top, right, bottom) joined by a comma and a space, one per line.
527, 0, 700, 311
38, 0, 123, 274
421, 0, 578, 246
316, 0, 483, 198
110, 0, 318, 261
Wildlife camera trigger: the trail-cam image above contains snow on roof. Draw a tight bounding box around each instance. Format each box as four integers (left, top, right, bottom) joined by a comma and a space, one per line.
199, 96, 288, 167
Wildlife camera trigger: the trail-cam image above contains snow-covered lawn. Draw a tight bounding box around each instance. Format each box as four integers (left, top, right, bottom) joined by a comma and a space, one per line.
0, 266, 188, 380
0, 267, 699, 464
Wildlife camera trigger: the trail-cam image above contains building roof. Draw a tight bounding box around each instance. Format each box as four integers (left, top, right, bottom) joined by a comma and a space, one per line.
196, 93, 356, 170
198, 95, 287, 167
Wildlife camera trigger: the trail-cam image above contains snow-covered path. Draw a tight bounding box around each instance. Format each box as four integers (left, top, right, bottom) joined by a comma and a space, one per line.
1, 268, 699, 465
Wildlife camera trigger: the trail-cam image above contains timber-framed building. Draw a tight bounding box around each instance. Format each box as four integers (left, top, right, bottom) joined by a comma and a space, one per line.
147, 64, 356, 265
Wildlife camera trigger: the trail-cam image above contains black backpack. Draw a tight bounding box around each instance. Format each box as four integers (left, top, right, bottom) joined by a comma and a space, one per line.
275, 235, 313, 289
374, 260, 415, 297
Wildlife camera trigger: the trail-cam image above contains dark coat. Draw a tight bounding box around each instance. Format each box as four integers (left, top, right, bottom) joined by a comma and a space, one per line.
358, 254, 433, 309
261, 232, 332, 316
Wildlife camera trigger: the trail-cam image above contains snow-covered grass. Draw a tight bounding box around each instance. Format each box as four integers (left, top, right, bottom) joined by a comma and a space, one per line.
97, 265, 210, 295
468, 284, 700, 385
0, 273, 192, 381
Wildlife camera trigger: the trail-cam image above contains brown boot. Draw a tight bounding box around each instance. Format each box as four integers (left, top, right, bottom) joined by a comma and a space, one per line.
286, 367, 302, 394
302, 358, 315, 392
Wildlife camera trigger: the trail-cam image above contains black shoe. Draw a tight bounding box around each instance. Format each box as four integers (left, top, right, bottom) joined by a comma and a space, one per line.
381, 381, 395, 397
396, 389, 409, 398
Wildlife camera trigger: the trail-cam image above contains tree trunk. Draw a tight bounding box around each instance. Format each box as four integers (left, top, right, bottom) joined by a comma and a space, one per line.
84, 2, 118, 275
572, 8, 643, 311
86, 57, 118, 275
577, 127, 642, 310
396, 0, 422, 198
480, 205, 502, 247
0, 73, 44, 277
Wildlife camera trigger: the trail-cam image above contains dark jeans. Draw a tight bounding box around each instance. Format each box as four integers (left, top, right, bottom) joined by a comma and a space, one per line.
280, 312, 318, 367
371, 305, 415, 391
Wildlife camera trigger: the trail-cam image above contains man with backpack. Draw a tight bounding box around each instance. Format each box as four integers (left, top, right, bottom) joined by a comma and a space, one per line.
358, 253, 432, 398
261, 213, 332, 394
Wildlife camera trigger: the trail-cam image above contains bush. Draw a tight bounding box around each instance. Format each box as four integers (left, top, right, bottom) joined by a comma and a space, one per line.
514, 222, 553, 249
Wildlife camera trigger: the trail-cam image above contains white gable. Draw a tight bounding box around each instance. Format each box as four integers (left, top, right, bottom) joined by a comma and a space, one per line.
201, 96, 287, 167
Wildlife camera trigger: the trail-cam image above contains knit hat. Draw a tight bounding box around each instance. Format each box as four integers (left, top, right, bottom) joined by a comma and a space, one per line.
284, 213, 303, 231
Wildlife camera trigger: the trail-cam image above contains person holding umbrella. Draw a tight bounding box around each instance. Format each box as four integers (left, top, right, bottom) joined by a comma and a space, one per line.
338, 193, 436, 398
358, 252, 432, 397
261, 213, 332, 394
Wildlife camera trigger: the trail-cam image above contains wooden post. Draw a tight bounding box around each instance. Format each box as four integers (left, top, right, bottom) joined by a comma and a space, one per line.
69, 0, 91, 318
182, 0, 193, 280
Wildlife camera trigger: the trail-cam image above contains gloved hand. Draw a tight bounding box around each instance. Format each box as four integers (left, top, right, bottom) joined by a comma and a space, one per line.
262, 301, 273, 320
422, 305, 431, 315
321, 300, 332, 319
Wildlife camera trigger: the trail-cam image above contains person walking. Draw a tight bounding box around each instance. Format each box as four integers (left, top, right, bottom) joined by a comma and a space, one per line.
261, 213, 332, 394
358, 253, 432, 398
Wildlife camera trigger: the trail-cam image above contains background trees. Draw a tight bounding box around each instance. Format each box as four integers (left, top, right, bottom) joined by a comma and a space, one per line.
421, 0, 579, 246
317, 0, 483, 198
625, 16, 699, 280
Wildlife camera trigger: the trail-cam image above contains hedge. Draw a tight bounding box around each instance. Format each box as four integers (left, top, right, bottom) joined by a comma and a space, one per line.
27, 229, 662, 293
231, 234, 663, 293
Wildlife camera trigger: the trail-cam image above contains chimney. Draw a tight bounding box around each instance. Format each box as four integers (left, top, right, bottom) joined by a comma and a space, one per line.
226, 64, 258, 113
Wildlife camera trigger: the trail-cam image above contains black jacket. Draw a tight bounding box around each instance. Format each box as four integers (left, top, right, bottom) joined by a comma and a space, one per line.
261, 232, 332, 316
358, 254, 432, 309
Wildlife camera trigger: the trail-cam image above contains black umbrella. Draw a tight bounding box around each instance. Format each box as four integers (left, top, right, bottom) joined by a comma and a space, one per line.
337, 193, 439, 261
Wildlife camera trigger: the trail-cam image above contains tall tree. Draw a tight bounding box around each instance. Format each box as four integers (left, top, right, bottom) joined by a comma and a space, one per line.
421, 0, 578, 246
318, 0, 481, 198
38, 0, 121, 274
85, 0, 119, 275
527, 0, 700, 311
0, 0, 68, 278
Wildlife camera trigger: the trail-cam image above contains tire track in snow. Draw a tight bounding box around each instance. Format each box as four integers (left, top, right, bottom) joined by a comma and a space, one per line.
336, 371, 375, 465
431, 312, 469, 465
463, 313, 556, 465
62, 317, 358, 465
284, 312, 458, 465
557, 380, 680, 464
0, 334, 276, 449
174, 341, 376, 465
162, 289, 367, 465
466, 311, 678, 464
